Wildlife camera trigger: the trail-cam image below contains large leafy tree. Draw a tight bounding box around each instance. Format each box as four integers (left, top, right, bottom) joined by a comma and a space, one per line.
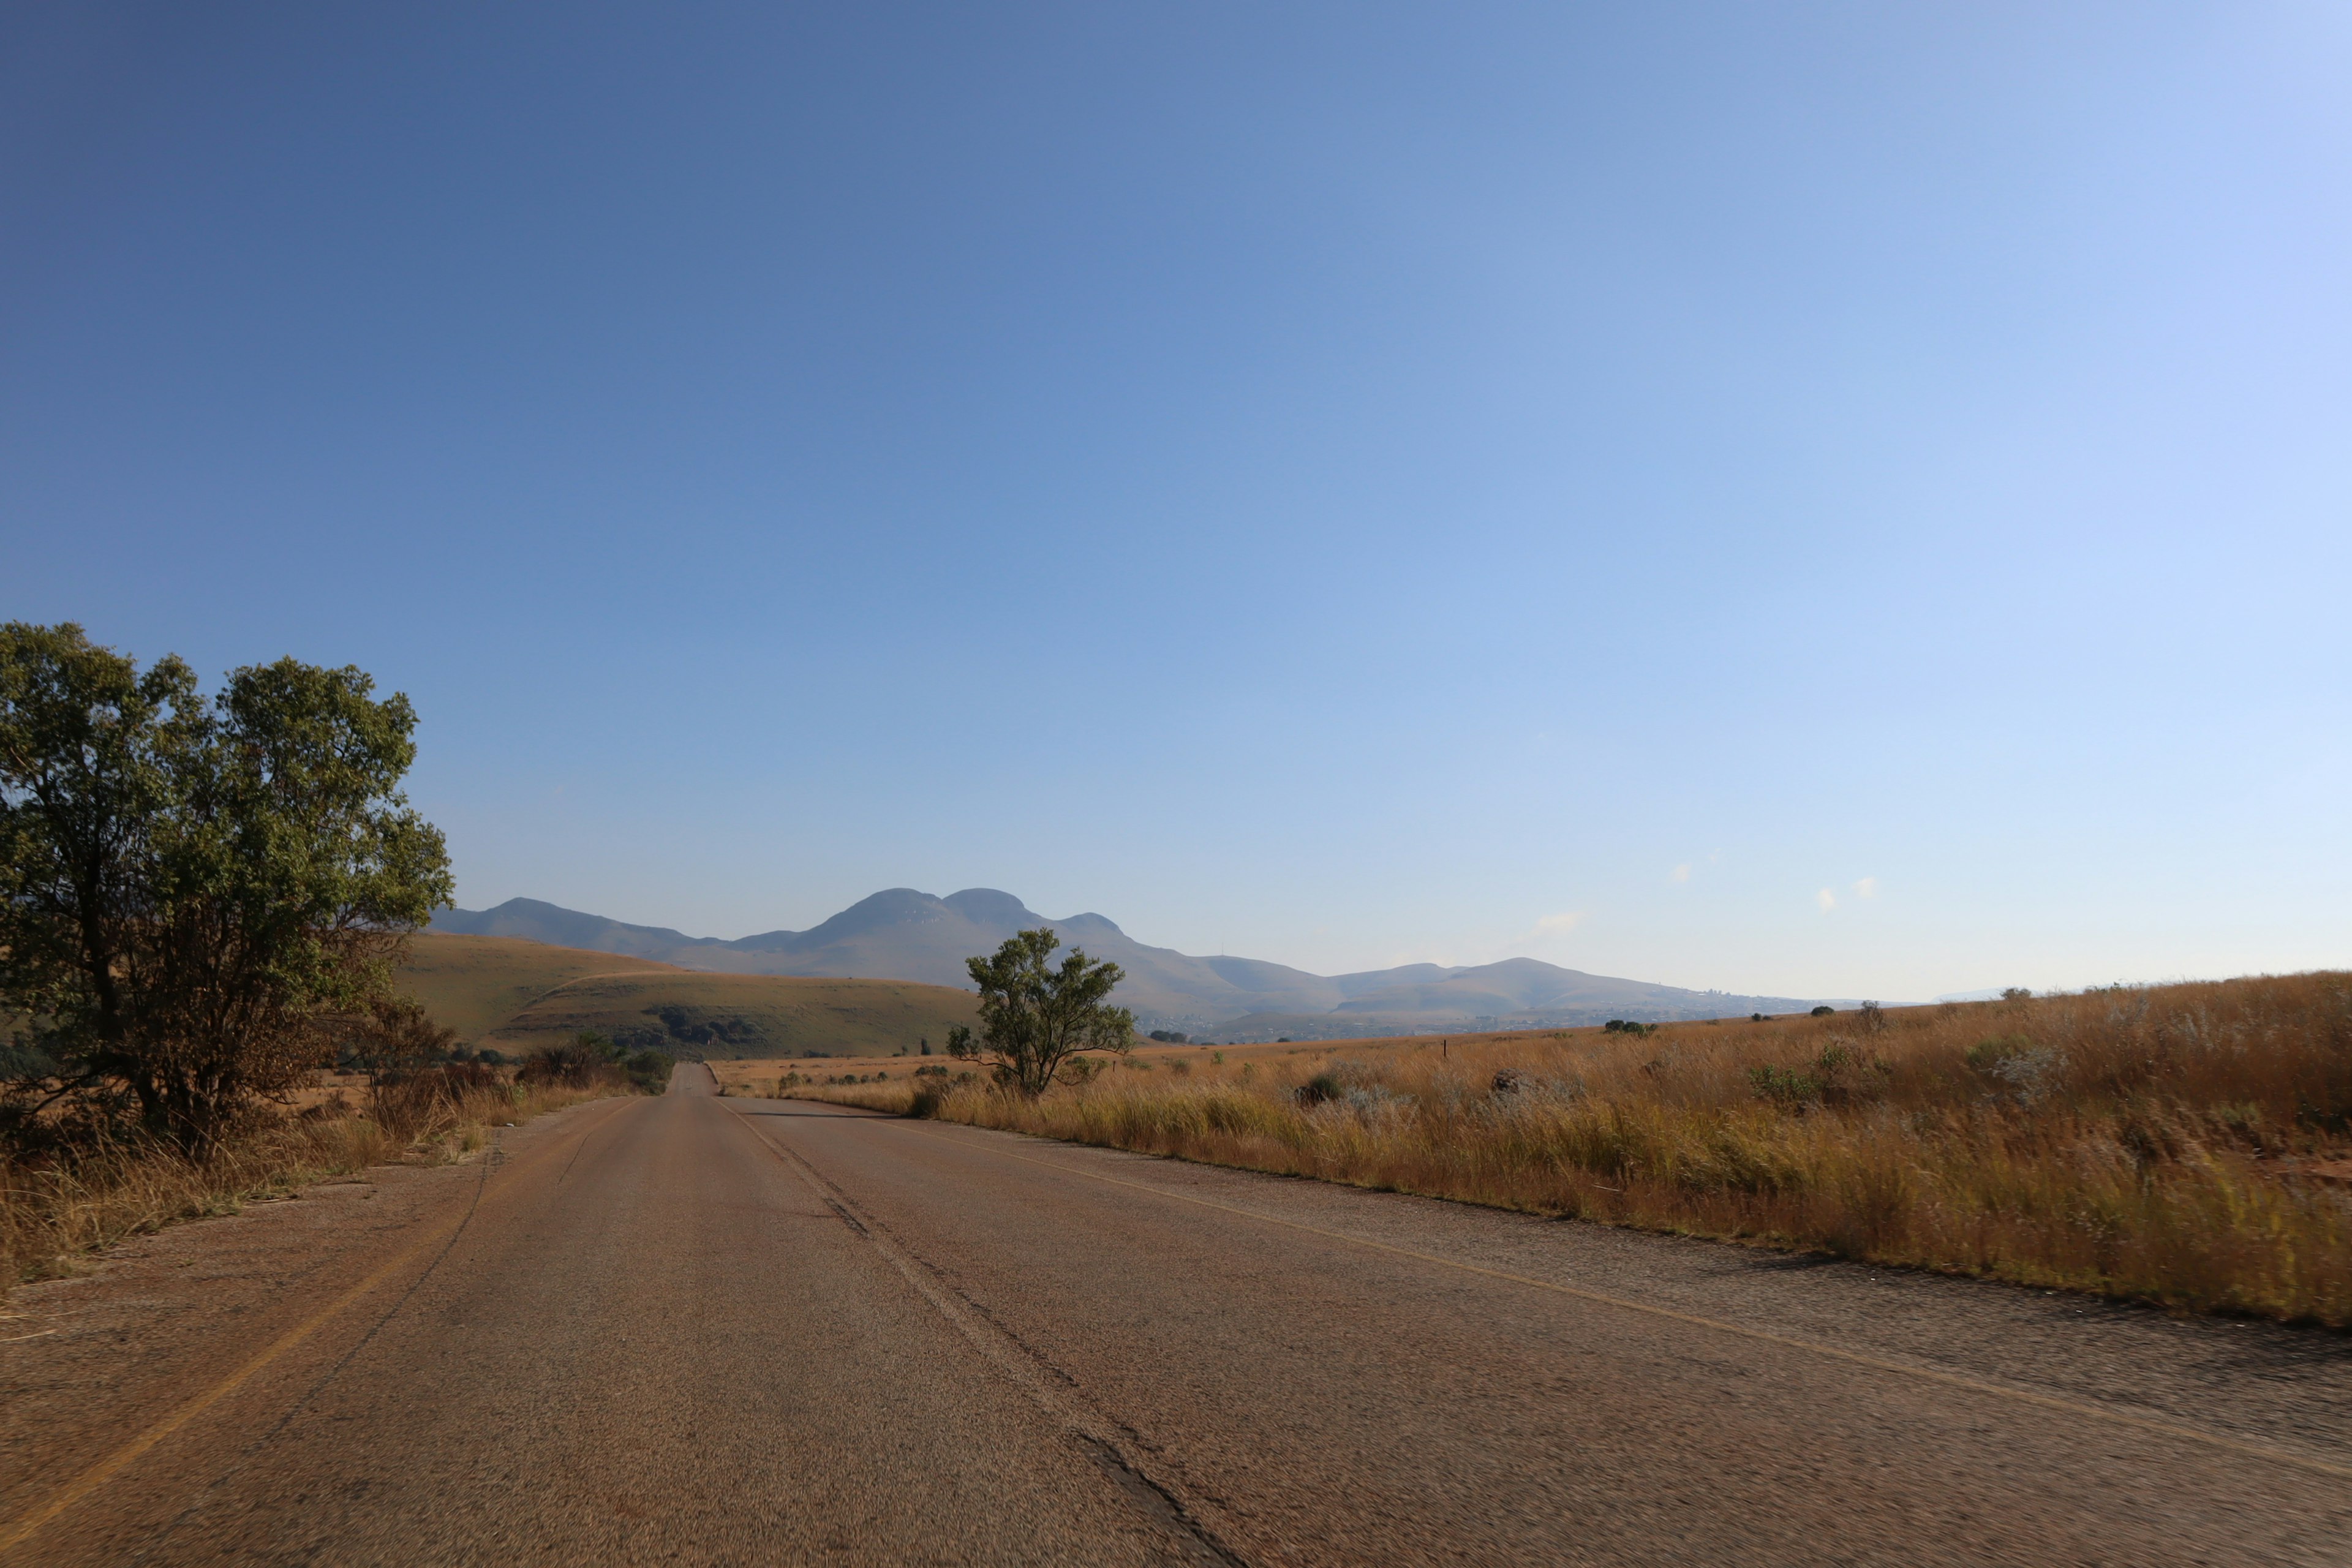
0, 623, 452, 1148
947, 927, 1134, 1096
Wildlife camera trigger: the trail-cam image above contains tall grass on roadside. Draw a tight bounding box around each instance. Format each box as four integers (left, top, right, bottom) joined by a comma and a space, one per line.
794, 974, 2352, 1324
2, 1066, 619, 1287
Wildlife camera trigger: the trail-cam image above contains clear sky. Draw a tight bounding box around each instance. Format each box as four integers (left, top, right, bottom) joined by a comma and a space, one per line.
6, 3, 2347, 1000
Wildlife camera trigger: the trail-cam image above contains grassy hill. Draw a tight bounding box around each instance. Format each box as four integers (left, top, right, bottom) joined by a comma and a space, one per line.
396, 933, 687, 1041
394, 933, 978, 1058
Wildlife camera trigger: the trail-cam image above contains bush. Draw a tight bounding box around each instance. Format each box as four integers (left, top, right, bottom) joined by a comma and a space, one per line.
1747, 1063, 1822, 1110
1750, 1042, 1885, 1111
623, 1049, 676, 1094
518, 1032, 625, 1089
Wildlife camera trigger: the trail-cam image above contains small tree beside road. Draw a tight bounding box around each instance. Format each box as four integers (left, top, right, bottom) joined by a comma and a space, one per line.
946, 927, 1133, 1096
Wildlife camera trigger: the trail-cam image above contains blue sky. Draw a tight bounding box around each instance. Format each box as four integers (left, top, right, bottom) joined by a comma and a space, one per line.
6, 3, 2347, 1000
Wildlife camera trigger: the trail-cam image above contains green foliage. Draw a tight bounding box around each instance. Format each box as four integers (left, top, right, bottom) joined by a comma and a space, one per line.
334, 994, 459, 1077
622, 1048, 676, 1093
946, 927, 1134, 1097
1751, 1041, 1887, 1111
1966, 1035, 2034, 1073
1747, 1063, 1821, 1109
650, 1004, 763, 1049
518, 1031, 621, 1087
0, 623, 452, 1148
1603, 1019, 1656, 1036
1810, 1005, 1836, 1017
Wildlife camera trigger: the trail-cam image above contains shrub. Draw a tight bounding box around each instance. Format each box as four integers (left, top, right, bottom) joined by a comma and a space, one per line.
1748, 1063, 1822, 1110
518, 1032, 624, 1089
622, 1049, 676, 1094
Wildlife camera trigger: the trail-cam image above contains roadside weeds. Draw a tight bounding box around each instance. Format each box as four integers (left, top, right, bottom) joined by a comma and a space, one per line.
2, 1076, 625, 1289
790, 974, 2352, 1326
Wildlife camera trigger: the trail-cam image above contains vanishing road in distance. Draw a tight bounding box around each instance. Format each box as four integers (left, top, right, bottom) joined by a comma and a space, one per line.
4, 1065, 2347, 1565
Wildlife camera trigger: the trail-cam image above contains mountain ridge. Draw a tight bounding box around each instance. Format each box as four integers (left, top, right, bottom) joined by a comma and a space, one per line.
428, 891, 1845, 1039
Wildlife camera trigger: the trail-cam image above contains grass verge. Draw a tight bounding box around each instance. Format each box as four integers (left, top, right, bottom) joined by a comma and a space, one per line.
2, 1071, 628, 1289
789, 974, 2352, 1325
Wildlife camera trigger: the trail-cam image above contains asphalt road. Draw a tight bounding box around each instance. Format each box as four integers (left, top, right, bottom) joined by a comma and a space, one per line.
4, 1064, 2349, 1566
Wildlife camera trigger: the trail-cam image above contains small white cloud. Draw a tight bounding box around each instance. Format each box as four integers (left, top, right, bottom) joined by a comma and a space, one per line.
1816, 888, 1838, 913
1852, 876, 1877, 899
1535, 911, 1587, 936
1669, 864, 1692, 884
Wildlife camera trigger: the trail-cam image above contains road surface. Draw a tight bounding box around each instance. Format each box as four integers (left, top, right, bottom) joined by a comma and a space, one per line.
3, 1064, 2348, 1565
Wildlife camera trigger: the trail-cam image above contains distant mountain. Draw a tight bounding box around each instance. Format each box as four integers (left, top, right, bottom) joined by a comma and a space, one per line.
428, 890, 1839, 1039
424, 897, 720, 960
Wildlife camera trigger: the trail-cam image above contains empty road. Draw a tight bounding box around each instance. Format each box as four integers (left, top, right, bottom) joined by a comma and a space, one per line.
4, 1065, 2348, 1565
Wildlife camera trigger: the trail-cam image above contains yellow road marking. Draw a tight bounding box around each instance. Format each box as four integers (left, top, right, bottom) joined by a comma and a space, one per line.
796, 1107, 2352, 1483
0, 1095, 639, 1559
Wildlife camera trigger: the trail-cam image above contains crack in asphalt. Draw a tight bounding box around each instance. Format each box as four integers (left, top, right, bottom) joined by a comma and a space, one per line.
729, 1107, 1252, 1568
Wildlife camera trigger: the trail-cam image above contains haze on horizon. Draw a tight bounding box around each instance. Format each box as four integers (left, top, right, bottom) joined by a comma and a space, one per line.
6, 4, 2346, 1003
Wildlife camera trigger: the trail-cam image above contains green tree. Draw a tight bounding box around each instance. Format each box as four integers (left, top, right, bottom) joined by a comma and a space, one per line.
946, 927, 1133, 1096
1, 624, 452, 1148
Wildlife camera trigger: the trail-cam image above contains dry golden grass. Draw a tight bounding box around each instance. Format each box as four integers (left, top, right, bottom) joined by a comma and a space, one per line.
1, 1072, 624, 1288
792, 974, 2352, 1324
396, 932, 687, 1041
481, 971, 978, 1058
393, 932, 979, 1058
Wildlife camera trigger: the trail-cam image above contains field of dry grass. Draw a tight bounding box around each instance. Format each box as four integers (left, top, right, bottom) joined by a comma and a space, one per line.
1, 1071, 624, 1288
393, 932, 979, 1059
490, 971, 977, 1060
396, 932, 687, 1041
787, 974, 2352, 1324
